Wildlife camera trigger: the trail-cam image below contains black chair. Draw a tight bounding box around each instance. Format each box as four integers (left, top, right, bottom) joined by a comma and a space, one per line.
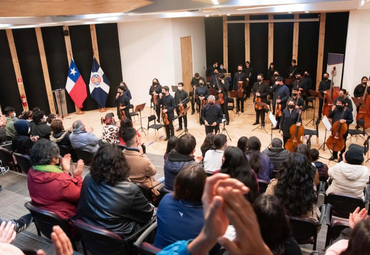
138, 242, 161, 255
147, 115, 163, 137
257, 179, 269, 193
0, 141, 12, 151
348, 118, 365, 143
324, 193, 365, 219
58, 145, 78, 162
74, 149, 95, 166
158, 186, 172, 201
289, 204, 326, 250
129, 104, 139, 121
24, 202, 77, 250
133, 220, 159, 255
0, 147, 17, 171
325, 203, 350, 247
13, 152, 31, 174
136, 183, 154, 204
304, 119, 320, 149
227, 97, 235, 118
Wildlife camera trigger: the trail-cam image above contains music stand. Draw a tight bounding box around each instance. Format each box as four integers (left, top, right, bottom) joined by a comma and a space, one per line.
135, 103, 147, 135
306, 90, 322, 126
221, 114, 232, 141
229, 91, 238, 98
252, 102, 269, 134
177, 107, 189, 137
171, 85, 178, 93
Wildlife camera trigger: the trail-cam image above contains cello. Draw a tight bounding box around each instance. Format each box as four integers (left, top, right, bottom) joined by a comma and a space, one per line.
322, 79, 340, 117
285, 111, 304, 152
356, 79, 370, 128
326, 106, 348, 152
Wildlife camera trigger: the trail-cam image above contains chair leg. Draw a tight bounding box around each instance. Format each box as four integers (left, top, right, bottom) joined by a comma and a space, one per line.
81, 240, 87, 255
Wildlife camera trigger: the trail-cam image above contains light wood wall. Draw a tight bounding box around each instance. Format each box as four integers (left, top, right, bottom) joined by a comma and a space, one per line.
316, 13, 326, 90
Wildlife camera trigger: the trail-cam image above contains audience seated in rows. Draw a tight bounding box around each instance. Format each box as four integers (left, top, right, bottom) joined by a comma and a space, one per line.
4, 107, 17, 139
19, 110, 33, 122
310, 148, 329, 182
27, 140, 84, 219
70, 120, 99, 153
262, 138, 290, 170
101, 113, 119, 144
237, 136, 248, 154
246, 136, 273, 182
164, 136, 178, 162
0, 115, 6, 143
200, 133, 215, 158
204, 134, 227, 173
265, 152, 319, 220
296, 144, 320, 187
77, 144, 154, 237
121, 127, 160, 196
154, 163, 206, 249
326, 146, 368, 200
119, 118, 142, 146
253, 195, 301, 255
12, 119, 33, 154
30, 111, 51, 140
47, 114, 56, 126
220, 146, 259, 203
50, 119, 72, 148
164, 133, 197, 190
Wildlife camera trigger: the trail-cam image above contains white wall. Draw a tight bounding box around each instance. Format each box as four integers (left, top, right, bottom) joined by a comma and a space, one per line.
342, 9, 370, 119
117, 17, 206, 106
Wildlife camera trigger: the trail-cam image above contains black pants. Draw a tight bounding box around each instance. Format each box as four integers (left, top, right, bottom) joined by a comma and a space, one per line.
318, 98, 324, 119
176, 108, 187, 129
236, 97, 245, 112
117, 108, 131, 121
332, 131, 348, 159
221, 101, 229, 122
155, 103, 160, 121
283, 136, 290, 146
276, 115, 281, 129
205, 125, 220, 135
164, 120, 174, 138
191, 99, 196, 113
255, 109, 265, 124
246, 84, 252, 98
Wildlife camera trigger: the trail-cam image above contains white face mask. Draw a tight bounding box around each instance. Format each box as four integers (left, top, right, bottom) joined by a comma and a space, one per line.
13, 112, 16, 117
178, 86, 183, 91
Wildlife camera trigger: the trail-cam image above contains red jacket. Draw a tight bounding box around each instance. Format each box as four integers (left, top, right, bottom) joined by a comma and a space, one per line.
27, 167, 83, 219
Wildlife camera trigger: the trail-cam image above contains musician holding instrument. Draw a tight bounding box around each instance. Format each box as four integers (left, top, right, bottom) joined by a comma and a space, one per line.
215, 73, 229, 125
233, 65, 247, 113
318, 73, 332, 119
159, 86, 176, 141
328, 99, 353, 161
114, 85, 131, 121
252, 73, 269, 127
333, 89, 353, 112
210, 69, 219, 89
149, 78, 162, 122
280, 99, 302, 146
190, 73, 205, 115
292, 87, 304, 111
174, 82, 189, 132
353, 76, 370, 99
202, 95, 223, 135
244, 61, 254, 98
195, 81, 209, 117
270, 76, 290, 129
286, 59, 300, 78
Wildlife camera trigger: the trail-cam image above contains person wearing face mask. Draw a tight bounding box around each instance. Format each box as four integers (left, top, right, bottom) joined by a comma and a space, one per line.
244, 61, 254, 98
30, 110, 51, 140
280, 99, 302, 146
302, 71, 313, 90
267, 62, 275, 80
149, 78, 162, 122
291, 87, 304, 111
195, 80, 209, 116
210, 69, 220, 89
216, 73, 229, 125
293, 73, 310, 98
328, 99, 353, 161
207, 62, 219, 77
4, 106, 18, 140
159, 86, 176, 141
270, 77, 290, 129
114, 85, 131, 121
334, 89, 353, 112
252, 73, 269, 127
219, 64, 227, 74
233, 65, 248, 113
353, 76, 370, 99
318, 72, 332, 119
174, 82, 189, 132
190, 73, 205, 115
202, 95, 223, 135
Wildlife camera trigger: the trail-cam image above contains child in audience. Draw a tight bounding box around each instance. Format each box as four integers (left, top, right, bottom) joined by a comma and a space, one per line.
310, 148, 329, 182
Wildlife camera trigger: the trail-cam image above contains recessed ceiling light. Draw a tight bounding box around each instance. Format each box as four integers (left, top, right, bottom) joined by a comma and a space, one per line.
288, 11, 293, 14
0, 24, 12, 28
212, 0, 219, 5
305, 11, 310, 13
206, 15, 210, 17
227, 14, 231, 16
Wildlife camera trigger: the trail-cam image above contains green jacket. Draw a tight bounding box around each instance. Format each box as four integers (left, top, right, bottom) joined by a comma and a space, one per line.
5, 116, 17, 138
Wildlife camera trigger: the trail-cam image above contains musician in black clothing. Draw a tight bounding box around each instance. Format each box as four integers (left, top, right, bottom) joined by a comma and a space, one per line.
233, 65, 248, 113
210, 69, 219, 88
270, 77, 290, 129
195, 81, 209, 119
318, 72, 332, 119
190, 73, 205, 115
267, 62, 276, 80
159, 86, 176, 141
244, 61, 254, 98
328, 99, 353, 161
293, 73, 310, 97
286, 59, 300, 78
280, 99, 302, 146
206, 62, 218, 77
353, 76, 370, 98
216, 73, 229, 125
219, 64, 227, 74
292, 87, 304, 111
202, 95, 223, 135
114, 86, 131, 120
252, 73, 269, 127
174, 82, 189, 132
149, 78, 162, 122
333, 89, 353, 112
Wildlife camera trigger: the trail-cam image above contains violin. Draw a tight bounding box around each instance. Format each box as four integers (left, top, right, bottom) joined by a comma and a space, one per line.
275, 95, 282, 117
218, 92, 224, 104
255, 89, 262, 110
152, 94, 158, 105
326, 106, 348, 152
162, 106, 169, 126
285, 111, 305, 152
119, 104, 126, 121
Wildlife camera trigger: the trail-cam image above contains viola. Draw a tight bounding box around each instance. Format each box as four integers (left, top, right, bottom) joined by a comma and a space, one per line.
119, 104, 126, 121
152, 94, 158, 105
178, 99, 185, 116
356, 80, 370, 128
326, 106, 348, 152
285, 111, 304, 152
162, 106, 169, 126
275, 95, 282, 117
201, 98, 207, 110
255, 89, 262, 110
218, 92, 224, 104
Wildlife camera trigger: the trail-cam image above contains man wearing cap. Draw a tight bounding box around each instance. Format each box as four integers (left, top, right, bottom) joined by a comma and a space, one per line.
270, 76, 290, 129
326, 146, 368, 200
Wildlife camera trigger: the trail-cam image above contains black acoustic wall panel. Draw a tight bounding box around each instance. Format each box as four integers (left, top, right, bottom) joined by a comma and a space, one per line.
250, 15, 268, 79
69, 25, 97, 111
96, 23, 123, 108
227, 16, 245, 75
323, 12, 349, 87
298, 14, 319, 88
42, 26, 76, 114
12, 28, 50, 115
0, 30, 23, 114
205, 17, 223, 69
273, 14, 294, 78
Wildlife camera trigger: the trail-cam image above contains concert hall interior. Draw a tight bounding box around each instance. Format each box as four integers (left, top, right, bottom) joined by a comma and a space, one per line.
1, 1, 370, 255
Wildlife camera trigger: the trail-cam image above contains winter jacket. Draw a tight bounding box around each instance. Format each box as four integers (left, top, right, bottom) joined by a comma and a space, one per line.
314, 161, 329, 182
70, 129, 99, 153
246, 153, 274, 182
164, 151, 195, 190
77, 174, 154, 237
326, 161, 369, 200
27, 165, 83, 219
12, 119, 33, 154
262, 147, 290, 170
50, 130, 72, 148
5, 116, 17, 138
30, 121, 51, 140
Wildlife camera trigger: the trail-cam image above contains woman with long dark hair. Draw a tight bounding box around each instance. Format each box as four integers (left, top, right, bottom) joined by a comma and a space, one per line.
220, 146, 259, 203
246, 136, 273, 182
120, 81, 132, 100
200, 133, 215, 158
164, 136, 178, 162
237, 136, 248, 154
149, 78, 162, 122
295, 144, 319, 187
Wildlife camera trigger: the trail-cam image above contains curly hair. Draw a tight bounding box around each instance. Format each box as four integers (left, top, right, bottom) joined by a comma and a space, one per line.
246, 136, 262, 174
90, 144, 130, 186
274, 152, 316, 216
30, 140, 60, 166
119, 118, 133, 138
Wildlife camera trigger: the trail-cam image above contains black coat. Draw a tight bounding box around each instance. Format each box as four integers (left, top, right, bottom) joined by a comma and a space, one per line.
252, 82, 269, 103
233, 72, 247, 91
50, 131, 72, 148
195, 86, 209, 99
30, 122, 51, 140
280, 108, 301, 137
353, 84, 370, 98
174, 90, 189, 108
328, 107, 353, 125
12, 135, 33, 154
159, 94, 176, 121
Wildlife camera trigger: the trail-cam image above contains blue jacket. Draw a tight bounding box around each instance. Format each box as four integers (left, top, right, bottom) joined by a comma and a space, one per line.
164, 151, 195, 190
70, 130, 99, 153
246, 153, 274, 182
154, 194, 204, 249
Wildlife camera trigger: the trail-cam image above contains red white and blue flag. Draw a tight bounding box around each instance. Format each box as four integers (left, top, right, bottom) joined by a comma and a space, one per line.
65, 59, 87, 109
89, 57, 110, 108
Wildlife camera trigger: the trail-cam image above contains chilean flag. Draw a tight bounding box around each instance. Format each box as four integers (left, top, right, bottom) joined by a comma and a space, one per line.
65, 59, 87, 109
89, 57, 110, 108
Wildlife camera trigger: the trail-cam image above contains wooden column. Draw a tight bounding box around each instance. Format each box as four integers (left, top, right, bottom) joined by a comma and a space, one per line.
63, 25, 84, 114
245, 15, 250, 62
223, 16, 228, 70
292, 14, 299, 62
268, 15, 274, 67
6, 29, 29, 111
90, 24, 100, 63
35, 27, 56, 114
316, 13, 326, 90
